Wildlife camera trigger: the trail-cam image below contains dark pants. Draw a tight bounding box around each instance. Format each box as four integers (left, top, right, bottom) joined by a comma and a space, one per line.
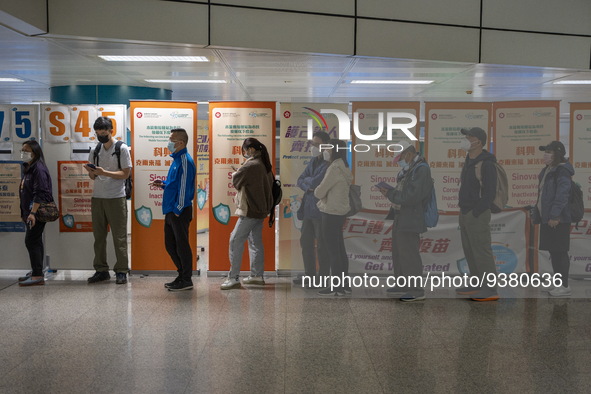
392, 230, 424, 296
164, 207, 193, 282
320, 213, 348, 279
25, 221, 46, 276
300, 218, 329, 277
550, 251, 570, 287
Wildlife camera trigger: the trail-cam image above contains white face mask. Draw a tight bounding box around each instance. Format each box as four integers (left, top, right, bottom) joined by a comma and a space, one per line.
543, 152, 553, 165
459, 138, 473, 151
21, 151, 33, 162
310, 146, 321, 157
322, 150, 331, 161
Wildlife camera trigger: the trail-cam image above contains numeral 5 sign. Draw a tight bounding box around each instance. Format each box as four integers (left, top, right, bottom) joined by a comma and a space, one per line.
43, 105, 127, 143
0, 105, 39, 143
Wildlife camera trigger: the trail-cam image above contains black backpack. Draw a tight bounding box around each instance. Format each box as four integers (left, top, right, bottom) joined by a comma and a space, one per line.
93, 140, 133, 200
269, 175, 282, 228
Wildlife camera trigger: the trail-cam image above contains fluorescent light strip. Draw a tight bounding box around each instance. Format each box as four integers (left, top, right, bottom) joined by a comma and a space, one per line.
351, 80, 434, 84
145, 79, 226, 84
99, 56, 209, 62
0, 78, 24, 82
553, 80, 591, 85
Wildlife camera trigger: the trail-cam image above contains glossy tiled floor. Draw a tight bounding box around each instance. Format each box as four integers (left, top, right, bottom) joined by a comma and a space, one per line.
0, 270, 590, 394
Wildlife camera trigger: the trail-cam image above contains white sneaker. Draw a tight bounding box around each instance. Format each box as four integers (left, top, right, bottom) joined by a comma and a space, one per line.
243, 276, 265, 285
549, 286, 571, 297
221, 277, 241, 290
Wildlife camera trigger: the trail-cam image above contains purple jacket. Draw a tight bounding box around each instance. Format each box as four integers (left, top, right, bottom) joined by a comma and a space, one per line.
20, 160, 54, 221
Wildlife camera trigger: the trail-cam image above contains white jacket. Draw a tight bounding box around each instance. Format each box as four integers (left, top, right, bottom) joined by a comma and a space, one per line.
314, 158, 353, 215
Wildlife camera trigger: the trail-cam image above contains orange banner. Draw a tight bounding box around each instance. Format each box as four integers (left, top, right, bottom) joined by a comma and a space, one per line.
492, 101, 559, 208
208, 102, 276, 273
58, 161, 94, 232
130, 101, 198, 271
570, 102, 591, 210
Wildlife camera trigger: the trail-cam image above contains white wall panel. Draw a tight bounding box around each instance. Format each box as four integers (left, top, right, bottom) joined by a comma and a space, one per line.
358, 0, 481, 26
48, 0, 208, 46
214, 0, 355, 16
357, 19, 479, 63
211, 6, 354, 55
482, 30, 591, 69
483, 0, 591, 36
0, 0, 46, 35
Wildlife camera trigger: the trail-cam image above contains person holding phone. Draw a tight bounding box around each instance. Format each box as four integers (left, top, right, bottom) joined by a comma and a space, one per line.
149, 128, 196, 291
18, 141, 54, 287
84, 117, 132, 285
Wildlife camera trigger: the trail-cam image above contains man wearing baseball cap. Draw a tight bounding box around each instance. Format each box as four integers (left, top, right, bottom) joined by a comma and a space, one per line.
379, 140, 433, 302
456, 127, 499, 301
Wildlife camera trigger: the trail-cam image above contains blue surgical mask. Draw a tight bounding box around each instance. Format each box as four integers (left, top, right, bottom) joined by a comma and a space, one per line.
168, 140, 177, 153
398, 159, 408, 169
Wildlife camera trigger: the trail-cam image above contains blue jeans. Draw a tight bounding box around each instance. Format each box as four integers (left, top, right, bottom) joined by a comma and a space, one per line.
228, 216, 265, 279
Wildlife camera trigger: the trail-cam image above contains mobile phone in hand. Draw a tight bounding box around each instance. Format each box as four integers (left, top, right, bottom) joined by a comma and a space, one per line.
27, 220, 32, 229
87, 163, 97, 169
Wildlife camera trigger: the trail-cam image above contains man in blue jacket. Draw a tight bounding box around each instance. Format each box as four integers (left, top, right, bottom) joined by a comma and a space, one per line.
150, 128, 196, 291
295, 131, 330, 287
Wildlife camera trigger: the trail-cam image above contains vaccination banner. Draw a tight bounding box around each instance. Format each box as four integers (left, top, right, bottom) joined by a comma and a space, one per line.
570, 102, 591, 210
0, 161, 25, 232
42, 105, 126, 144
425, 102, 492, 213
130, 101, 197, 271
209, 101, 275, 273
196, 119, 210, 232
57, 161, 94, 232
493, 101, 559, 209
351, 102, 420, 214
346, 209, 528, 276
278, 102, 348, 273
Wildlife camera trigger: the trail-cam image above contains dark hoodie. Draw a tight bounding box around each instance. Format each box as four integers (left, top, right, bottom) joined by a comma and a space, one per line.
20, 160, 54, 221
459, 150, 497, 217
537, 161, 574, 224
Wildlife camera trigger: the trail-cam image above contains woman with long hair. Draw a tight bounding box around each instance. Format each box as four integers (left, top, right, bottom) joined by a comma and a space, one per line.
534, 141, 574, 297
314, 139, 353, 296
18, 140, 54, 286
221, 138, 274, 290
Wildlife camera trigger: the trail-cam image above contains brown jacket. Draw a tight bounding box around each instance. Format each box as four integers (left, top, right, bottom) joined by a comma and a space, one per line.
232, 153, 273, 219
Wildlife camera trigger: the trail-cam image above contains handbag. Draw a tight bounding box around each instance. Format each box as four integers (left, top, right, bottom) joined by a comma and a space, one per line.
36, 201, 60, 222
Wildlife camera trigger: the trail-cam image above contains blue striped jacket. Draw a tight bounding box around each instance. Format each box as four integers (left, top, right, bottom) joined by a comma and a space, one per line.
162, 148, 196, 215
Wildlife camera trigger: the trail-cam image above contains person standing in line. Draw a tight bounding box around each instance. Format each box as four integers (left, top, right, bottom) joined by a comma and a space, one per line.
456, 127, 499, 302
18, 141, 54, 286
221, 138, 274, 290
533, 141, 574, 297
379, 140, 433, 302
150, 128, 196, 291
294, 131, 331, 287
314, 139, 352, 296
84, 117, 131, 285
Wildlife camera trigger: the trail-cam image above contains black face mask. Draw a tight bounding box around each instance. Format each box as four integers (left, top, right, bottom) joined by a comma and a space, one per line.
97, 134, 110, 143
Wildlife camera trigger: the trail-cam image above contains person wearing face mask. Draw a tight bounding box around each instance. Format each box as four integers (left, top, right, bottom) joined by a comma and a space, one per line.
18, 141, 54, 286
293, 131, 331, 287
150, 128, 196, 291
456, 127, 499, 301
379, 140, 433, 301
221, 138, 274, 290
314, 139, 353, 296
84, 117, 132, 285
532, 141, 574, 297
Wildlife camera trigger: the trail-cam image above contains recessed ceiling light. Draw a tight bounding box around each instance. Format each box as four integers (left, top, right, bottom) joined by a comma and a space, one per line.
145, 79, 226, 83
0, 78, 24, 82
350, 80, 434, 84
553, 80, 591, 85
99, 56, 209, 62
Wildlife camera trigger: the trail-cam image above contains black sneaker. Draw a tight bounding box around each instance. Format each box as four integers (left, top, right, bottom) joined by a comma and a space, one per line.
115, 273, 127, 284
18, 271, 32, 282
168, 280, 193, 292
164, 276, 181, 289
87, 271, 110, 283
